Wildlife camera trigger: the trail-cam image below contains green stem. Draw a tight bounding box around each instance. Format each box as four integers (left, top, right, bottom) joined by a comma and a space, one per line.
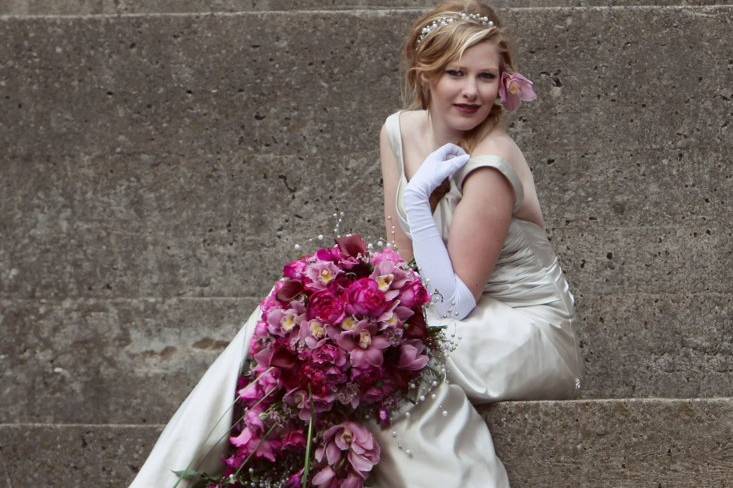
172, 366, 275, 488
301, 387, 316, 488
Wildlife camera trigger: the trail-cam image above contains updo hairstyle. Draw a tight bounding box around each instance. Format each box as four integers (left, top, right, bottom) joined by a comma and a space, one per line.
402, 1, 517, 152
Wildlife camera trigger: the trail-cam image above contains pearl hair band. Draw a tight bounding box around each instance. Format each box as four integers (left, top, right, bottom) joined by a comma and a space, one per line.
417, 12, 495, 46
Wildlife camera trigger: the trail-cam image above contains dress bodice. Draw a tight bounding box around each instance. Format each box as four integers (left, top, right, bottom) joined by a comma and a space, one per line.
385, 111, 575, 311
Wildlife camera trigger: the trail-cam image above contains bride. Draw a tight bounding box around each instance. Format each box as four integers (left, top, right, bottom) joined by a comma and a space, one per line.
130, 1, 582, 487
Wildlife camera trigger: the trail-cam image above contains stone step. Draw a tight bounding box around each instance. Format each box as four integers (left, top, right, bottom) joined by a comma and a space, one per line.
0, 1, 724, 16
1, 3, 731, 424
1, 294, 731, 424
0, 6, 731, 422
0, 398, 730, 487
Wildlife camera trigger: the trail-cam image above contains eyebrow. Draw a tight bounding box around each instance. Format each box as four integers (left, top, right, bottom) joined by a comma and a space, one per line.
449, 64, 498, 71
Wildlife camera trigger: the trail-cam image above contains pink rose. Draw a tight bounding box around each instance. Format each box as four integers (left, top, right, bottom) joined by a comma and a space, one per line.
308, 289, 346, 325
398, 280, 430, 309
283, 258, 308, 280
345, 278, 387, 317
312, 343, 348, 368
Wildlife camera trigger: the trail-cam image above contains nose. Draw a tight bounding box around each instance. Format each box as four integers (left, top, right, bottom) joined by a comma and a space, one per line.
461, 77, 478, 100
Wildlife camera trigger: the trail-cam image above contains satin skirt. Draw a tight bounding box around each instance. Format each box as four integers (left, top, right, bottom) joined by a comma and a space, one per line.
367, 292, 580, 488
130, 291, 580, 488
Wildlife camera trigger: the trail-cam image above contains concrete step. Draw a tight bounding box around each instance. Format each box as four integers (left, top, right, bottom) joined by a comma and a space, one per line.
1, 294, 731, 424
0, 6, 730, 422
0, 398, 730, 487
1, 6, 731, 421
0, 1, 725, 16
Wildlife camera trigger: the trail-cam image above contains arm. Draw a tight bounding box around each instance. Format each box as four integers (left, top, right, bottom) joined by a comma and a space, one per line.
447, 166, 514, 300
379, 122, 414, 261
404, 144, 515, 319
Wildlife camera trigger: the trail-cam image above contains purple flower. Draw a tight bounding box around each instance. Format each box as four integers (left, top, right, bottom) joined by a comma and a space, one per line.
371, 247, 404, 267
344, 278, 387, 318
499, 71, 537, 112
305, 260, 342, 290
397, 339, 430, 371
398, 280, 430, 309
283, 258, 308, 280
285, 470, 303, 488
308, 289, 346, 325
314, 421, 380, 482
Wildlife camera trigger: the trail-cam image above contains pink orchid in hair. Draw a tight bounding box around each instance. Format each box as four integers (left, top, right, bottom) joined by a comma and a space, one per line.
499, 71, 537, 112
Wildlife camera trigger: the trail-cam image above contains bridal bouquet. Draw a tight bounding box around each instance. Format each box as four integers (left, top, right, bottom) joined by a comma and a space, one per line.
179, 234, 446, 488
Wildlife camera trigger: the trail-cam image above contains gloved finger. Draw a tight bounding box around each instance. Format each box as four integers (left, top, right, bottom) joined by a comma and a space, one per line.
429, 143, 466, 162
432, 154, 470, 180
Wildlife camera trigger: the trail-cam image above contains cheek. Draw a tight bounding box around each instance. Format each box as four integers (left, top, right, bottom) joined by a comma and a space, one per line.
481, 81, 499, 100
433, 78, 459, 101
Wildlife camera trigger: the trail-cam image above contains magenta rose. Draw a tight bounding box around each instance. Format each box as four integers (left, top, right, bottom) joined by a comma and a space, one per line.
345, 278, 387, 317
398, 280, 430, 309
283, 258, 308, 280
307, 289, 346, 325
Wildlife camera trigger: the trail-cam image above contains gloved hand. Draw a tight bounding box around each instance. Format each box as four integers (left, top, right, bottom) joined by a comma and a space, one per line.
403, 143, 477, 320
404, 143, 470, 200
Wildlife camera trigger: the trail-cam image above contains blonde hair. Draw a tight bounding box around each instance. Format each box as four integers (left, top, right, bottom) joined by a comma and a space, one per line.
402, 1, 517, 152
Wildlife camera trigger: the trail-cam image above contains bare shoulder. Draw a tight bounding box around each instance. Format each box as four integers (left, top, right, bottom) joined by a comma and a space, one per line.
471, 128, 528, 171
399, 109, 428, 138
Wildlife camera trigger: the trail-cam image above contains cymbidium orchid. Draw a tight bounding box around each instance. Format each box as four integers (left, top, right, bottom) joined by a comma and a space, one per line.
499, 71, 538, 112
196, 234, 440, 488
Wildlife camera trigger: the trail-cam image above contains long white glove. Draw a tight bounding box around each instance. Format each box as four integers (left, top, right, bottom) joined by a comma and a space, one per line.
404, 143, 477, 320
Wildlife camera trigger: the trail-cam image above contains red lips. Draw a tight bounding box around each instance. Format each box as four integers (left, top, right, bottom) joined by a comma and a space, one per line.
454, 103, 480, 114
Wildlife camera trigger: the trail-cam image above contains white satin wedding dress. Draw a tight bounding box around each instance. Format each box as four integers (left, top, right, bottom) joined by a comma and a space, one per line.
130, 111, 582, 488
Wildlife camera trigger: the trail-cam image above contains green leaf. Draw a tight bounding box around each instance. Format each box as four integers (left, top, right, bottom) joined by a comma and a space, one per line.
172, 468, 202, 480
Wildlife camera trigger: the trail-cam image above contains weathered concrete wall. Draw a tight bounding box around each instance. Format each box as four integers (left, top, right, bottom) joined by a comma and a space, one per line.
0, 399, 730, 486
0, 0, 724, 16
0, 6, 731, 427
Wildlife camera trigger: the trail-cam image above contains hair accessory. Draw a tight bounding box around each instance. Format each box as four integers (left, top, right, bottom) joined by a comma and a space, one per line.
417, 12, 495, 46
499, 71, 537, 112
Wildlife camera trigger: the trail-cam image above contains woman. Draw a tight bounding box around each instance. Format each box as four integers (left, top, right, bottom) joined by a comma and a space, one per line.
130, 2, 581, 487
368, 1, 582, 486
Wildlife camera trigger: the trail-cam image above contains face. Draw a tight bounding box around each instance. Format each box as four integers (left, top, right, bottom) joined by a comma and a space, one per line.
427, 40, 500, 132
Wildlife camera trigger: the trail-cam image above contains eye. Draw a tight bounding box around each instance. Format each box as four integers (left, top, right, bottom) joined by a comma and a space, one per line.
480, 72, 496, 80
445, 69, 463, 77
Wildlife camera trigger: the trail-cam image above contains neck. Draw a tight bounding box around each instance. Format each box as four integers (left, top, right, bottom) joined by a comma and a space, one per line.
426, 107, 463, 149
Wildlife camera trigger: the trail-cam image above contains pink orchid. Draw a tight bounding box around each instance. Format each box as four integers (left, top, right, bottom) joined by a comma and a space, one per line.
314, 421, 380, 479
371, 247, 404, 267
285, 470, 303, 488
305, 260, 342, 290
499, 71, 537, 112
337, 326, 390, 369
237, 368, 280, 403
281, 429, 307, 450
397, 339, 430, 371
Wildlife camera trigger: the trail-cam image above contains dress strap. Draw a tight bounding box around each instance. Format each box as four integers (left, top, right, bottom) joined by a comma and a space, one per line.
384, 111, 405, 177
454, 155, 525, 213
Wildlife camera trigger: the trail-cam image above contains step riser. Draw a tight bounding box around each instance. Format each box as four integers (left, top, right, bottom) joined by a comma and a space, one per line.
0, 399, 729, 487
1, 293, 731, 424
0, 9, 729, 158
